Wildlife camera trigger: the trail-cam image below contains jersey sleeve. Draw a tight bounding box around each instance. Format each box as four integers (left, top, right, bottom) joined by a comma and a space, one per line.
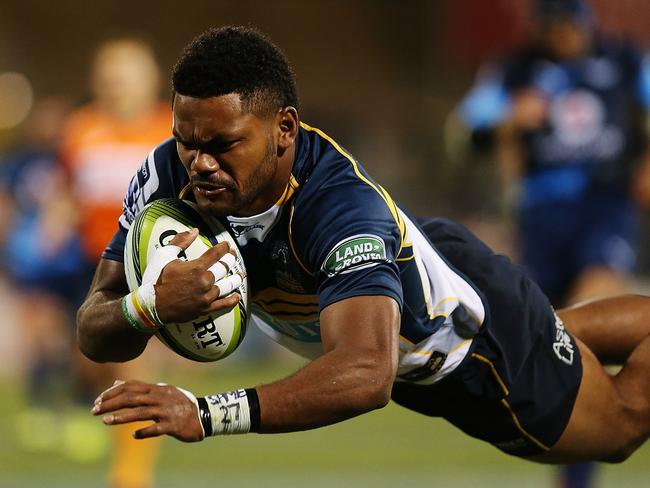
290, 158, 404, 312
102, 138, 189, 262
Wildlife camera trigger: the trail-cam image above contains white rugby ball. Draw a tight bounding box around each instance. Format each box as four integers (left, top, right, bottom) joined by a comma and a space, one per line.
124, 198, 248, 362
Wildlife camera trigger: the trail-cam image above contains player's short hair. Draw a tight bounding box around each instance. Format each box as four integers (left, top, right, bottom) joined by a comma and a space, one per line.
536, 0, 592, 23
172, 26, 299, 116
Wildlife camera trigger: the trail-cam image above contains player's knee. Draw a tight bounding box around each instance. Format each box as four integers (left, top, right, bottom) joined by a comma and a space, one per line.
601, 442, 637, 463
600, 412, 648, 463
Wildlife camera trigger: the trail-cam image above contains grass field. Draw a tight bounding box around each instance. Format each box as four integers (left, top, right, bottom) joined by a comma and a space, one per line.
1, 357, 648, 488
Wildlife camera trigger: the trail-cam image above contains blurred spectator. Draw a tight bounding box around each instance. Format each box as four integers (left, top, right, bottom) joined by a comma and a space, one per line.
60, 38, 171, 262
0, 97, 91, 452
455, 1, 650, 487
2, 98, 86, 303
59, 38, 172, 488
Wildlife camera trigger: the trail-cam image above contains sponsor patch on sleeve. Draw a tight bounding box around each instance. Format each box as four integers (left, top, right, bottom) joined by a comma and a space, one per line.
321, 234, 387, 277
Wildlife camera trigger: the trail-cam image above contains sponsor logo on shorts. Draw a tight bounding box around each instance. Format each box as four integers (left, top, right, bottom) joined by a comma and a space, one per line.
552, 312, 574, 365
322, 234, 387, 277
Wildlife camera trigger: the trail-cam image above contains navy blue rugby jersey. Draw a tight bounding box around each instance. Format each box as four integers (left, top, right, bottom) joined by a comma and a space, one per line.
104, 123, 486, 384
460, 36, 650, 207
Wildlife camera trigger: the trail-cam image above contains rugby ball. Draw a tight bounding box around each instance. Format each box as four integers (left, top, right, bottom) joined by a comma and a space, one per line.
124, 198, 248, 362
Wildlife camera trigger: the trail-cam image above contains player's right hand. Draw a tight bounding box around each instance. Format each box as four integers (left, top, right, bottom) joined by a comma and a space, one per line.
93, 380, 205, 442
153, 229, 242, 324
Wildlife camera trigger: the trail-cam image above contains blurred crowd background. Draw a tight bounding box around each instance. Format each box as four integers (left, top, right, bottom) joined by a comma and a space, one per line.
1, 1, 650, 487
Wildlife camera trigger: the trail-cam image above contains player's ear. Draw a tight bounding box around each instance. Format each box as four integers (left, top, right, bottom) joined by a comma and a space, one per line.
277, 106, 299, 151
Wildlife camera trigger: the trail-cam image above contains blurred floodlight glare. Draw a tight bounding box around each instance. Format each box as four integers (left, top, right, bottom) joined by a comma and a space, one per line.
0, 72, 33, 129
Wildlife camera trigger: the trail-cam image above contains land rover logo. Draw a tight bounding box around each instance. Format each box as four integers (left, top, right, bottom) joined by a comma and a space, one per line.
322, 235, 386, 276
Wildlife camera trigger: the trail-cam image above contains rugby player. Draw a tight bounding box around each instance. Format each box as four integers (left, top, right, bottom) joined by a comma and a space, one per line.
78, 26, 650, 463
456, 1, 650, 482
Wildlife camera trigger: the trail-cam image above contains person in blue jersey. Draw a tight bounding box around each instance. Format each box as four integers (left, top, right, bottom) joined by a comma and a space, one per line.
456, 0, 650, 483
79, 26, 650, 464
458, 0, 650, 306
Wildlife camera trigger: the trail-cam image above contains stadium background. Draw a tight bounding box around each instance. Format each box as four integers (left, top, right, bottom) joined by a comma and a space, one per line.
0, 1, 649, 486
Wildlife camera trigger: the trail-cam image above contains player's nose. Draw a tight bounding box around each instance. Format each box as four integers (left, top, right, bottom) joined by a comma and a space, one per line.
191, 150, 220, 173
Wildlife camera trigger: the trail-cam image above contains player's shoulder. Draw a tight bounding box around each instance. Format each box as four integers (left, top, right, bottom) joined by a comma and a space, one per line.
293, 123, 386, 200
121, 137, 189, 226
142, 136, 186, 183
149, 137, 182, 166
291, 123, 353, 183
133, 136, 186, 187
291, 123, 399, 223
288, 123, 405, 267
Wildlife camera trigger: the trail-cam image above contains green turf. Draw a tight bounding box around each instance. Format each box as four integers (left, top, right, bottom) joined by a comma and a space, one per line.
0, 358, 648, 488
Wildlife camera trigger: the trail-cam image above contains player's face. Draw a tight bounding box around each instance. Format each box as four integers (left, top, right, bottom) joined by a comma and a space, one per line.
173, 93, 283, 218
539, 19, 590, 59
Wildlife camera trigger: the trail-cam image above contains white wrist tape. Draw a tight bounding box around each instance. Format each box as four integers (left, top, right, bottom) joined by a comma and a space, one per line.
200, 389, 252, 436
122, 244, 182, 333
122, 281, 162, 333
143, 244, 183, 284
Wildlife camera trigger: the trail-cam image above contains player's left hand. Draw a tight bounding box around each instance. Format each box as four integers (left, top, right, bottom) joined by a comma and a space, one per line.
92, 379, 204, 442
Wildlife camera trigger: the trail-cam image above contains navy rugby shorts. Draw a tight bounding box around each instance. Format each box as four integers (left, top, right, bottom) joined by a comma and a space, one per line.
391, 218, 583, 457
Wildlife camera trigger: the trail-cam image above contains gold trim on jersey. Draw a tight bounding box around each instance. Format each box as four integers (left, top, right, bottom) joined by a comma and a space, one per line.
429, 296, 460, 320
253, 287, 319, 322
472, 353, 550, 451
299, 123, 408, 255
286, 123, 413, 274
179, 183, 192, 200
399, 338, 471, 356
288, 203, 314, 275
450, 339, 472, 354
280, 174, 310, 273
254, 287, 318, 305
276, 174, 300, 206
420, 295, 482, 324
396, 244, 414, 262
255, 307, 319, 322
396, 255, 415, 262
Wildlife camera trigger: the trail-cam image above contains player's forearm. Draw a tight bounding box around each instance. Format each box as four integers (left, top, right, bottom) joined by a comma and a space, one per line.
77, 290, 150, 363
255, 347, 395, 433
247, 295, 400, 434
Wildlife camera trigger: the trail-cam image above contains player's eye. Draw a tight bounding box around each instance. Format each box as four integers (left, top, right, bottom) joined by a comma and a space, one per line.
175, 138, 197, 151
218, 139, 240, 149
206, 139, 240, 154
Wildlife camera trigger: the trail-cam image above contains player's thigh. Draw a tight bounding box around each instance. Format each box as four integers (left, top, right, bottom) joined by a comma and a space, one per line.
529, 339, 635, 463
